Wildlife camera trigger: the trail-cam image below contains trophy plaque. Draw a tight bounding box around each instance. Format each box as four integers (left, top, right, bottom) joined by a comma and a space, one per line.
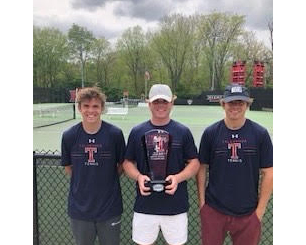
143, 129, 171, 192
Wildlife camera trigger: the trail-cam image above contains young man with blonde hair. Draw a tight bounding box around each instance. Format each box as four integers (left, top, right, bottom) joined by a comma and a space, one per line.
61, 87, 126, 245
123, 84, 200, 245
197, 84, 273, 245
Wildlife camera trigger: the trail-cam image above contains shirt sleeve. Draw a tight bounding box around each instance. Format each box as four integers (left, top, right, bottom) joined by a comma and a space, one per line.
116, 130, 126, 165
124, 129, 136, 161
61, 132, 71, 166
183, 128, 198, 160
199, 128, 211, 165
260, 130, 273, 168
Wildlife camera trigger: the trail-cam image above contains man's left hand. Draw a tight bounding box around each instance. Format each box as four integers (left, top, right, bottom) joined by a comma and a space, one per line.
165, 175, 178, 195
255, 208, 265, 222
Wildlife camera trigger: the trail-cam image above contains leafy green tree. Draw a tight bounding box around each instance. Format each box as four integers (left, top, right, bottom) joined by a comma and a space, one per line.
91, 37, 115, 88
150, 14, 195, 93
198, 13, 245, 90
116, 26, 147, 96
179, 15, 205, 95
57, 62, 81, 88
33, 26, 69, 88
108, 55, 131, 96
33, 12, 272, 94
68, 23, 95, 87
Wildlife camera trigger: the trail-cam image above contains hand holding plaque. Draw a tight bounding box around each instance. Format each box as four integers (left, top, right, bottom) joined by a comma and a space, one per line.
143, 129, 171, 192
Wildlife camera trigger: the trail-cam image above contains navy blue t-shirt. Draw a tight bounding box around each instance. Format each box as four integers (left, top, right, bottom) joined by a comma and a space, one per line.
199, 119, 273, 216
61, 121, 126, 222
125, 119, 198, 215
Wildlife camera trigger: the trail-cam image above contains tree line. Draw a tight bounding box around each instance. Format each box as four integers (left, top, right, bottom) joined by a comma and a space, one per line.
33, 12, 273, 99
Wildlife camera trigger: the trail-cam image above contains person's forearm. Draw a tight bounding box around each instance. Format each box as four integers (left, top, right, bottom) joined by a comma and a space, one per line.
174, 158, 200, 183
123, 159, 152, 195
122, 160, 141, 181
256, 167, 273, 219
196, 164, 207, 207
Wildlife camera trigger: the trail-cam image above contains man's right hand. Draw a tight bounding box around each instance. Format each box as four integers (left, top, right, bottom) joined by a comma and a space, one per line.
64, 166, 72, 177
137, 174, 151, 196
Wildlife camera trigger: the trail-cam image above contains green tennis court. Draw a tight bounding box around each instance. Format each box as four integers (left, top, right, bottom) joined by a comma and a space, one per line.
33, 104, 272, 151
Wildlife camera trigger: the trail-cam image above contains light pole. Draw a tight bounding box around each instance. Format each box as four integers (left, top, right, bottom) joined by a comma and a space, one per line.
144, 71, 150, 100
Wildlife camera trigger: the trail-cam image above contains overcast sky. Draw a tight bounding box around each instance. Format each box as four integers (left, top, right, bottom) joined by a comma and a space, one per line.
33, 0, 272, 47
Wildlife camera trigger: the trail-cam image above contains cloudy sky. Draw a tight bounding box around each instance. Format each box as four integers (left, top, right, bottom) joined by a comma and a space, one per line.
33, 0, 272, 47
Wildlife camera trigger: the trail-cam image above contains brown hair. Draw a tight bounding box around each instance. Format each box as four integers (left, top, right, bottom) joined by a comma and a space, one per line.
76, 87, 106, 108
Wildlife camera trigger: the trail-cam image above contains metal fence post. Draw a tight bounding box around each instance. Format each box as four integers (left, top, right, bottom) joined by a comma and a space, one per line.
33, 152, 39, 245
73, 103, 76, 119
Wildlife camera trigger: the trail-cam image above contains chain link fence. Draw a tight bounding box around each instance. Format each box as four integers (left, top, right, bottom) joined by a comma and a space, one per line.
33, 151, 273, 245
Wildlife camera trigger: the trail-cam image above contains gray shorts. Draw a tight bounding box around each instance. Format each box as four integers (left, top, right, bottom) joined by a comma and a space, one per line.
70, 215, 121, 245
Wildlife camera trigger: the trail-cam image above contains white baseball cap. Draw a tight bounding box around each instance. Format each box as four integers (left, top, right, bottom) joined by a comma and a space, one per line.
148, 84, 173, 102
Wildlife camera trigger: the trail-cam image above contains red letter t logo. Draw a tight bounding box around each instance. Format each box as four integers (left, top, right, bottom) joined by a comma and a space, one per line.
85, 147, 97, 163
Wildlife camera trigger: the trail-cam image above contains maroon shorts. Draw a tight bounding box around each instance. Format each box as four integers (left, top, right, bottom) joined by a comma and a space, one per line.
200, 204, 261, 245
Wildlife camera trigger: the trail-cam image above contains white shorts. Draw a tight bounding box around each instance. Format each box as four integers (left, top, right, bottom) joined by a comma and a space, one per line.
132, 212, 188, 245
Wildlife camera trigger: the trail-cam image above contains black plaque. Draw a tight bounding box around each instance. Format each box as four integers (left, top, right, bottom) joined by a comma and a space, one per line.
143, 129, 171, 192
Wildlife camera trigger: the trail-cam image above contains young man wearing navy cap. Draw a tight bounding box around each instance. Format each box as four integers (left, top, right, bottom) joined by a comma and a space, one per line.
196, 84, 273, 245
123, 84, 200, 245
61, 87, 126, 245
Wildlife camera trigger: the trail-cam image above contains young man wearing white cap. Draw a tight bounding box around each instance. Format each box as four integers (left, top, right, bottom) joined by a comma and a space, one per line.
123, 84, 200, 245
196, 84, 273, 245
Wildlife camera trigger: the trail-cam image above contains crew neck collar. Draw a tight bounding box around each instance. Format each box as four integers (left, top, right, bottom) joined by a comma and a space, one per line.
149, 119, 172, 128
223, 118, 248, 131
82, 121, 103, 135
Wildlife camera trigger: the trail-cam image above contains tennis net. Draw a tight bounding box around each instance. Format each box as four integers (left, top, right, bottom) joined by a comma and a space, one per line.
33, 104, 75, 128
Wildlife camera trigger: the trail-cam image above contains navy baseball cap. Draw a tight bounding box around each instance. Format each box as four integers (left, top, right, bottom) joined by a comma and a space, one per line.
222, 84, 253, 103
